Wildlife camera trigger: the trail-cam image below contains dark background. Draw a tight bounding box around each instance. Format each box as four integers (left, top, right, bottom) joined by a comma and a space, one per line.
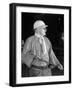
21, 12, 64, 77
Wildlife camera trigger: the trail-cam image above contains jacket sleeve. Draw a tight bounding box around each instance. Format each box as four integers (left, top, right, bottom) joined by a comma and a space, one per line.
22, 37, 32, 55
49, 42, 61, 67
22, 37, 35, 67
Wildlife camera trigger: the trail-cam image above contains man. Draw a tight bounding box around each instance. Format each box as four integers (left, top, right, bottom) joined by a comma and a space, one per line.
22, 20, 63, 77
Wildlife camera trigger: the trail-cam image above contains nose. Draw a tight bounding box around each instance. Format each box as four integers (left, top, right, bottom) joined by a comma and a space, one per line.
44, 28, 47, 32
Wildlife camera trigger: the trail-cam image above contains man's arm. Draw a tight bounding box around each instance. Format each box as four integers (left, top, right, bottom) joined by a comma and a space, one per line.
22, 37, 32, 55
50, 46, 63, 70
22, 37, 35, 67
47, 39, 63, 70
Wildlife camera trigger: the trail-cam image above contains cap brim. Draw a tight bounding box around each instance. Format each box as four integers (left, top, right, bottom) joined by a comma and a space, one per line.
44, 25, 48, 28
36, 25, 48, 29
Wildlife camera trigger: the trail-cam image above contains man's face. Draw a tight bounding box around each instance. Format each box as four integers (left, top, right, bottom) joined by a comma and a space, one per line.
39, 28, 47, 36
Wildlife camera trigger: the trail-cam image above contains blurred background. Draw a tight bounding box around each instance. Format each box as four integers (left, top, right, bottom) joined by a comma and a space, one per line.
21, 12, 64, 77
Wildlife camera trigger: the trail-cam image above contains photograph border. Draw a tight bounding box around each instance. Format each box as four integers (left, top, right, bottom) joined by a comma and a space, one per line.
9, 3, 71, 87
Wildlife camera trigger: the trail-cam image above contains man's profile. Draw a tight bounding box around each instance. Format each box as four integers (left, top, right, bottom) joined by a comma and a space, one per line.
22, 20, 63, 77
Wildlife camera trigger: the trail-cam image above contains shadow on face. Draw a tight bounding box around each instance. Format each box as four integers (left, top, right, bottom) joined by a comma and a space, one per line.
35, 28, 47, 36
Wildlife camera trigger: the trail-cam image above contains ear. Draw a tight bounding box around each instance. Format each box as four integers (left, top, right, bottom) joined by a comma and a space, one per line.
35, 28, 40, 33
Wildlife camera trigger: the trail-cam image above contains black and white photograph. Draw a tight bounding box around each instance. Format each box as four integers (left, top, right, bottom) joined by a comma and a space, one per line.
22, 13, 64, 77
10, 3, 71, 87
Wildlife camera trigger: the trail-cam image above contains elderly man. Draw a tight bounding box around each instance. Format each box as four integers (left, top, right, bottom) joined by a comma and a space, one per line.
22, 20, 63, 77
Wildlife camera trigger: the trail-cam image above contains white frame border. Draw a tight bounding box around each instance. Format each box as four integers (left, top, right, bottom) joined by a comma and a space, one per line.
16, 6, 69, 84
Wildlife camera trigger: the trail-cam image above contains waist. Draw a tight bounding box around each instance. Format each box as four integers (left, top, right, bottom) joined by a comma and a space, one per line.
31, 65, 49, 69
32, 57, 49, 67
34, 53, 49, 62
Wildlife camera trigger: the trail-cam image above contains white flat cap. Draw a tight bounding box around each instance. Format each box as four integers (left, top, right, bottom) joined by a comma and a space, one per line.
33, 20, 48, 29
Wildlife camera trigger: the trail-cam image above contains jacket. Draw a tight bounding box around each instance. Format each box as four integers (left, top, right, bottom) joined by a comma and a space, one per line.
22, 35, 61, 68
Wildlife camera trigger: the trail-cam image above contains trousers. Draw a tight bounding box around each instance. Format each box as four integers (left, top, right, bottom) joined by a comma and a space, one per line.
29, 65, 52, 77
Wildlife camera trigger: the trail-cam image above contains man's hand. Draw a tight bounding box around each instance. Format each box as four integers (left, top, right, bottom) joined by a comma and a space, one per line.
58, 64, 63, 70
